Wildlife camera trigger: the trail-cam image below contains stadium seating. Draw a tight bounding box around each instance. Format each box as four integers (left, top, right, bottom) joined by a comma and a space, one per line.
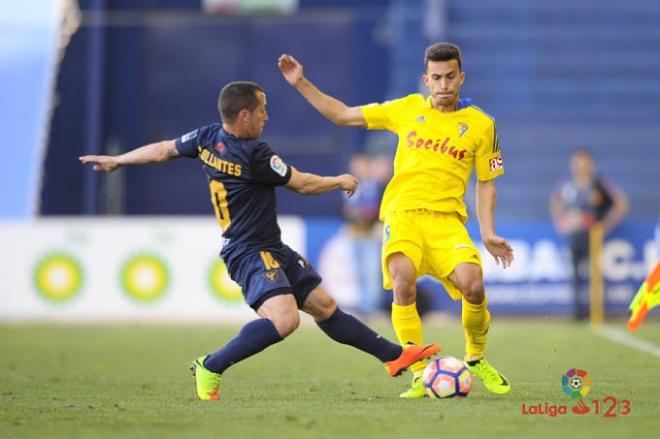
450, 0, 660, 220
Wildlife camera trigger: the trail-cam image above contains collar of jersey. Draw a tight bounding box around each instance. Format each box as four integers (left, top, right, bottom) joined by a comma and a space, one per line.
422, 96, 472, 111
221, 127, 253, 141
220, 128, 237, 139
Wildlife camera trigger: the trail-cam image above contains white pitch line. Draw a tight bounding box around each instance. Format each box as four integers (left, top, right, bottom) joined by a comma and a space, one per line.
594, 325, 660, 359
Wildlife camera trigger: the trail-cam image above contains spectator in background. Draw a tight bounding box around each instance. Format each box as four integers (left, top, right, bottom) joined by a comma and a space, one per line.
342, 154, 389, 316
550, 149, 629, 320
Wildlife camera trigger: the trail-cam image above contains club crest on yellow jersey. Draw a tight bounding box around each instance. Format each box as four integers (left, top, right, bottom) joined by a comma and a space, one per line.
458, 122, 469, 137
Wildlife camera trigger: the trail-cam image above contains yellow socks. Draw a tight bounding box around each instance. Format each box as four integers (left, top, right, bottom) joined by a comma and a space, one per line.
391, 302, 427, 374
390, 298, 491, 372
462, 297, 491, 360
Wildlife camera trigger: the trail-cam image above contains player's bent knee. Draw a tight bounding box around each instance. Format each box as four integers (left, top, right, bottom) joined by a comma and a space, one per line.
389, 255, 416, 296
461, 281, 485, 305
270, 311, 300, 337
302, 288, 337, 321
393, 276, 416, 291
315, 297, 337, 320
390, 267, 415, 288
392, 283, 416, 306
390, 271, 416, 305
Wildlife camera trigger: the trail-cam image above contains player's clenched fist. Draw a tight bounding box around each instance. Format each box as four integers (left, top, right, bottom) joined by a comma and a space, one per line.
278, 54, 304, 87
338, 173, 358, 197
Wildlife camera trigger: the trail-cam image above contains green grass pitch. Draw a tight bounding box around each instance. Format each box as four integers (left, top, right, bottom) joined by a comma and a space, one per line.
2, 319, 659, 438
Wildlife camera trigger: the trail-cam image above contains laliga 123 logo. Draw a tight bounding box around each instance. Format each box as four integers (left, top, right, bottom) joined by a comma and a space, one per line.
521, 368, 631, 418
562, 368, 591, 399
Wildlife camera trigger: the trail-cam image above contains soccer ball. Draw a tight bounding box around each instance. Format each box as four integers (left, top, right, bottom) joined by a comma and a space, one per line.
422, 356, 473, 399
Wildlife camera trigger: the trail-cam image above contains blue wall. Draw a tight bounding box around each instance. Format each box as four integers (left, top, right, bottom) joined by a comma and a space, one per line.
43, 4, 389, 216
448, 0, 660, 221
42, 1, 660, 220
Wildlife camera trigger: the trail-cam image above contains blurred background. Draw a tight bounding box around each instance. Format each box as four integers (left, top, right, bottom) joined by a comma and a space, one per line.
1, 0, 658, 322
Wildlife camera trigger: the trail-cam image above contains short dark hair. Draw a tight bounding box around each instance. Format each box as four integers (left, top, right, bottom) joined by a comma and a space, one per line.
218, 81, 264, 122
424, 42, 462, 71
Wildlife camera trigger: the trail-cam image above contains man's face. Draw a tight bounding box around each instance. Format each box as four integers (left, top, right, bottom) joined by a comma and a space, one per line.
571, 153, 595, 182
245, 91, 268, 138
423, 59, 465, 110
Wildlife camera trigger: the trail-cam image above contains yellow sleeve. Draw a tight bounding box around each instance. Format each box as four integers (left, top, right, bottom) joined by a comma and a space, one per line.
359, 96, 411, 132
475, 120, 505, 181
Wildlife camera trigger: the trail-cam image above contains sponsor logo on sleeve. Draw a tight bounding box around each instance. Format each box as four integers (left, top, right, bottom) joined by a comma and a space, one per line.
489, 156, 503, 172
270, 155, 288, 177
181, 129, 198, 143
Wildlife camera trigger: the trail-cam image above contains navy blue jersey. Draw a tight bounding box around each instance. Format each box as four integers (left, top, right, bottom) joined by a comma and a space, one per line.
175, 123, 292, 264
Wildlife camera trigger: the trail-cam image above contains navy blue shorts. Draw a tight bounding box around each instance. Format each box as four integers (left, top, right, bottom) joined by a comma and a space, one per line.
226, 244, 322, 311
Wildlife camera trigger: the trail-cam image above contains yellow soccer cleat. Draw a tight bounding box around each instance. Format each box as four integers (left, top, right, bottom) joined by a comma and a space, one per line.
190, 355, 222, 400
399, 375, 427, 399
465, 357, 510, 395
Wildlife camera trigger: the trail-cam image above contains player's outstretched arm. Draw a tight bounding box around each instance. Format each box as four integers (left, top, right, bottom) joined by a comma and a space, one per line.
79, 140, 179, 172
286, 167, 357, 197
476, 179, 514, 268
278, 54, 366, 128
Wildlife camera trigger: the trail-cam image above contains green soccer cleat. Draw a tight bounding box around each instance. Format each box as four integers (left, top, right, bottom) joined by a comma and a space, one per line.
190, 355, 222, 400
466, 357, 510, 395
399, 375, 427, 399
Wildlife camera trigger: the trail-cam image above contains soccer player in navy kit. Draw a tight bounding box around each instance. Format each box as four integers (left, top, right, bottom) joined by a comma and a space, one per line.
80, 81, 440, 400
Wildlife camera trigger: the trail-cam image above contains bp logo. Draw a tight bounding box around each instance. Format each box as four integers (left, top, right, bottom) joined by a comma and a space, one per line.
33, 252, 84, 303
208, 259, 242, 304
562, 368, 592, 398
121, 253, 170, 302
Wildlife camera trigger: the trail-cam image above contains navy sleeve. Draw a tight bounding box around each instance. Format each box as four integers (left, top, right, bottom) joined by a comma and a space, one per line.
251, 142, 292, 186
174, 125, 211, 158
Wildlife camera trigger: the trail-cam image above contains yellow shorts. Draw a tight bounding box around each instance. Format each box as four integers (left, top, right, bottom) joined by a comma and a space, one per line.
381, 210, 481, 301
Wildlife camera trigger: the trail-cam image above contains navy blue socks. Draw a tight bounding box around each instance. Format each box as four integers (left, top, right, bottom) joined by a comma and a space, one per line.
317, 308, 402, 362
203, 308, 403, 374
203, 318, 283, 374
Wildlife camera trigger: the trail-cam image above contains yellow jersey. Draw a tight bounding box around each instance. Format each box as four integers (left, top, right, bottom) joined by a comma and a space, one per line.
361, 94, 504, 221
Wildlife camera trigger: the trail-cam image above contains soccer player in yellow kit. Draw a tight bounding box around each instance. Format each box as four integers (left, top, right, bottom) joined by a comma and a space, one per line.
279, 42, 514, 398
